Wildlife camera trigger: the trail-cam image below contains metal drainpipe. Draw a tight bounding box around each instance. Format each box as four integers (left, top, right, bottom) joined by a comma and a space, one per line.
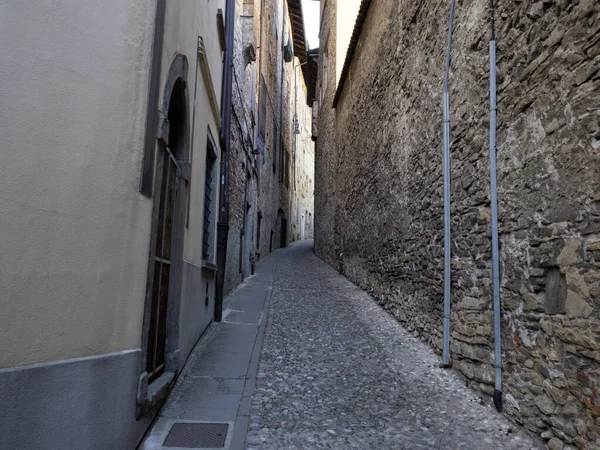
278, 0, 286, 179
139, 0, 167, 196
488, 0, 502, 413
255, 0, 265, 164
215, 0, 236, 322
442, 0, 456, 368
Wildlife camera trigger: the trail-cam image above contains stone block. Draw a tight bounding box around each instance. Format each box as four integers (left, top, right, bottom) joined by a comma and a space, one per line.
457, 295, 489, 311
573, 436, 587, 450
549, 437, 565, 450
565, 290, 594, 318
458, 359, 495, 385
557, 239, 583, 267
554, 323, 599, 350
551, 415, 578, 437
542, 429, 554, 440
535, 394, 557, 415
545, 268, 567, 314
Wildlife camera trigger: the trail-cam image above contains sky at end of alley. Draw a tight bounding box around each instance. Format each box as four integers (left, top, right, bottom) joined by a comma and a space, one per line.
302, 0, 320, 49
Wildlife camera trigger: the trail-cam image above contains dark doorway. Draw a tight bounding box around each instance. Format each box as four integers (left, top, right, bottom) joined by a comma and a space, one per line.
146, 79, 187, 383
256, 212, 262, 250
280, 218, 287, 248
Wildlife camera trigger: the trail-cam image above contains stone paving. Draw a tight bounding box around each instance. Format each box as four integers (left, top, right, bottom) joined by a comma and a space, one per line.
246, 241, 542, 450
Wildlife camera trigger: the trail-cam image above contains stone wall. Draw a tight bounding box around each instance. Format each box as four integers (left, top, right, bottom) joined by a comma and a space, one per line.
315, 0, 600, 447
314, 0, 339, 266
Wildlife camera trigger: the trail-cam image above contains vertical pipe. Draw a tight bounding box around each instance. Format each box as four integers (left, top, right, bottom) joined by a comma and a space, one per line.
215, 0, 236, 322
489, 0, 502, 413
442, 0, 456, 368
139, 0, 167, 196
278, 0, 286, 178
293, 61, 298, 229
256, 0, 265, 162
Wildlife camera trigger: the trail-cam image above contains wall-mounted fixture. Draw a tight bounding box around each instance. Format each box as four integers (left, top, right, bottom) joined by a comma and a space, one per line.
283, 38, 293, 62
244, 44, 256, 64
217, 9, 226, 51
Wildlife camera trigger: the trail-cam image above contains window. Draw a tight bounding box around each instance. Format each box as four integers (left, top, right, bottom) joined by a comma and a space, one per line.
258, 75, 267, 145
279, 125, 284, 179
272, 122, 278, 173
257, 212, 262, 249
250, 62, 256, 115
284, 151, 290, 188
202, 132, 218, 261
279, 142, 286, 183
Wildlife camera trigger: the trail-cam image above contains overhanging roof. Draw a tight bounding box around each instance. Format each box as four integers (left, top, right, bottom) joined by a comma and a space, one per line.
306, 48, 319, 107
287, 0, 308, 78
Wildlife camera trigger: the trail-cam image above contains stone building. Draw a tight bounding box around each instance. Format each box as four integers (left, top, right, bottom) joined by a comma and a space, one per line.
313, 0, 600, 448
223, 0, 315, 294
0, 0, 225, 448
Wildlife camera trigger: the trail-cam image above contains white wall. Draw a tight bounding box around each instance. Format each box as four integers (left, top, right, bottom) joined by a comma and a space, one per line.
0, 0, 156, 368
336, 0, 362, 84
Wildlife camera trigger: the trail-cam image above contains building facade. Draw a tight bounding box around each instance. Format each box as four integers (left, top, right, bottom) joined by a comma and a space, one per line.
291, 80, 316, 243
313, 0, 600, 448
224, 0, 316, 294
0, 0, 227, 448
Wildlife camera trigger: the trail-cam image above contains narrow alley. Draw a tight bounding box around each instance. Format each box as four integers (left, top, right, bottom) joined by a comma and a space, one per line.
1, 0, 599, 448
141, 241, 540, 450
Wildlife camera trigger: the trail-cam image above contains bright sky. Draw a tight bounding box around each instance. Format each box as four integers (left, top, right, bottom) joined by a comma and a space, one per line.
302, 0, 320, 49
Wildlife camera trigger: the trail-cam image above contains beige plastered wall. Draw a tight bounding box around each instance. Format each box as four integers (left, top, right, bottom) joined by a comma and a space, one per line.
0, 0, 156, 368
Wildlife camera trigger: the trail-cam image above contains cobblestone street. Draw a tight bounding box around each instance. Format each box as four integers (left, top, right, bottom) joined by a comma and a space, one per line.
246, 241, 541, 450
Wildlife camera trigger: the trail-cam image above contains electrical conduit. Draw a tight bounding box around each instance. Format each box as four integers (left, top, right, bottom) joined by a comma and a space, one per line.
488, 0, 502, 412
215, 0, 236, 322
442, 0, 456, 368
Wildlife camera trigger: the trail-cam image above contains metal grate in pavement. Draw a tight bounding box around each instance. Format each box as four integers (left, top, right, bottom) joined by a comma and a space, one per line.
162, 422, 229, 448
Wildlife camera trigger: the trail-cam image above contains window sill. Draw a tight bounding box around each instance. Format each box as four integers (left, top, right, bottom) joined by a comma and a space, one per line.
202, 260, 218, 272
136, 371, 175, 419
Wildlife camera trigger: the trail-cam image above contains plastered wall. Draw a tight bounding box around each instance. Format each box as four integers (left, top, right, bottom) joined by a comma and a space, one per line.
0, 0, 155, 368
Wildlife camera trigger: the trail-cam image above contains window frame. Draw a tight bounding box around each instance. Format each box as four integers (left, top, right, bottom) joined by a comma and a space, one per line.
202, 130, 218, 262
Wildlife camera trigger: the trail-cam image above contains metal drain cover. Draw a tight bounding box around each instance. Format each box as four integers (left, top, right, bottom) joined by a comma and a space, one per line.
163, 422, 229, 448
